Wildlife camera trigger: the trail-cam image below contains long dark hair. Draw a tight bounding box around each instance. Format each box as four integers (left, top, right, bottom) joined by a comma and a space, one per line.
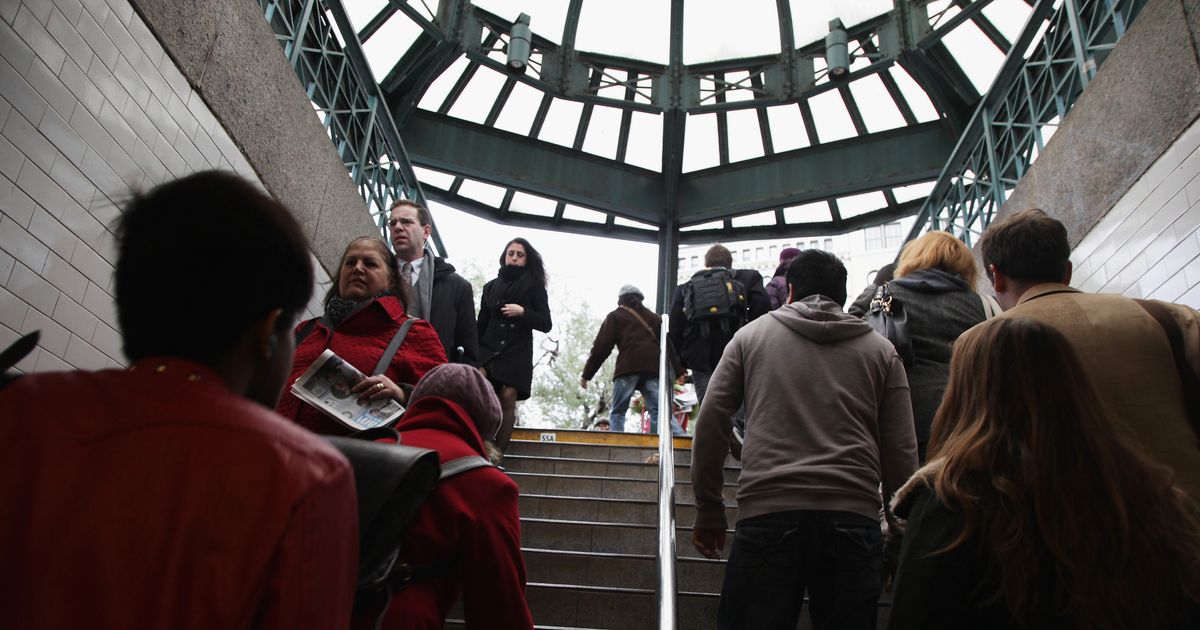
323, 236, 410, 310
928, 317, 1200, 628
499, 237, 547, 287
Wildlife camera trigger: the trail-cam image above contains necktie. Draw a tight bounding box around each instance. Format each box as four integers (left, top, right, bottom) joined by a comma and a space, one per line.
401, 261, 413, 286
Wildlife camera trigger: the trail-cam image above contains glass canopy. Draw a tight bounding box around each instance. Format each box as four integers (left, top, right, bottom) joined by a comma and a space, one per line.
342, 0, 1034, 246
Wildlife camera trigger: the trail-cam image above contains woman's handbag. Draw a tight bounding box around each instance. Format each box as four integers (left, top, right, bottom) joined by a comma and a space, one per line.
866, 283, 914, 367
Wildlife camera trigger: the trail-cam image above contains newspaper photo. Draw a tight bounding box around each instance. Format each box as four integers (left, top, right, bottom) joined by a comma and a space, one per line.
290, 349, 404, 431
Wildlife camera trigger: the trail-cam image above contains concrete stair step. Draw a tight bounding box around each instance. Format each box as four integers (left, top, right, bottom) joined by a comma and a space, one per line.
511, 472, 737, 504
521, 517, 732, 559
519, 493, 737, 526
523, 548, 725, 594
507, 438, 738, 468
524, 582, 719, 630
505, 453, 741, 484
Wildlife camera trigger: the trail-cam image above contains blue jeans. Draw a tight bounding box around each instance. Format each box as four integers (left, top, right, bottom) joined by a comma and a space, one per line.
609, 373, 683, 435
717, 510, 882, 630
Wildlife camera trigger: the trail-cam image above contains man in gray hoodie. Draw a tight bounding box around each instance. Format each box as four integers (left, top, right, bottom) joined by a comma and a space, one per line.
691, 249, 918, 630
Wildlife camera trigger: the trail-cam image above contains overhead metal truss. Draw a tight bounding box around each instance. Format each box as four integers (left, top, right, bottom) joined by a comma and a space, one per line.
258, 0, 447, 253
906, 0, 1147, 246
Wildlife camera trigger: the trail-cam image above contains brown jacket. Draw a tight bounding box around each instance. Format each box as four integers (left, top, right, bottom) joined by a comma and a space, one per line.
996, 283, 1200, 499
582, 304, 681, 381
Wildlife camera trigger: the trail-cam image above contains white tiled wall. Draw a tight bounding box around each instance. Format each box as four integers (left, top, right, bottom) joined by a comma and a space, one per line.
1072, 115, 1200, 308
0, 0, 330, 373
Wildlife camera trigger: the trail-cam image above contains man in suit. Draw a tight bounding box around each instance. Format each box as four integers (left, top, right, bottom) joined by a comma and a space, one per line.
979, 208, 1200, 500
389, 200, 479, 364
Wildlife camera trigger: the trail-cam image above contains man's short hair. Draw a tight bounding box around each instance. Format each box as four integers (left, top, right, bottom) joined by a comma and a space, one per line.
704, 244, 733, 269
978, 208, 1071, 283
786, 249, 848, 306
115, 171, 313, 364
391, 199, 432, 227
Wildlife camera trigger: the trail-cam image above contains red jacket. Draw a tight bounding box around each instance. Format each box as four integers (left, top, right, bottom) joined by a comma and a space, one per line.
277, 296, 448, 434
383, 397, 532, 630
0, 358, 358, 630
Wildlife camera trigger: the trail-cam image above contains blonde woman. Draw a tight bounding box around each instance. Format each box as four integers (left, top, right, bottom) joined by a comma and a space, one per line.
876, 231, 995, 461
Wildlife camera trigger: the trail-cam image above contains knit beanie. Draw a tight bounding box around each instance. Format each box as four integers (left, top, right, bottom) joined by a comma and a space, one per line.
779, 247, 802, 263
409, 364, 502, 440
618, 284, 643, 300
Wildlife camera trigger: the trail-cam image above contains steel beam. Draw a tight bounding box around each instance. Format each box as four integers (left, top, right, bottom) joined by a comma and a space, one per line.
676, 121, 956, 223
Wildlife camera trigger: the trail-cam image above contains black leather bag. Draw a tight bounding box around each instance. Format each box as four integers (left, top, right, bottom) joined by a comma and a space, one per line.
866, 283, 914, 368
324, 430, 440, 628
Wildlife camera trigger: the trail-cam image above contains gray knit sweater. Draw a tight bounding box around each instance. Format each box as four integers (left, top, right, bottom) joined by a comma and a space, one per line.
690, 295, 918, 530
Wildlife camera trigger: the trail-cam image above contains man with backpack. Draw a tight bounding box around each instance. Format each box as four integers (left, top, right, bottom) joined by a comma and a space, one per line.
669, 244, 770, 406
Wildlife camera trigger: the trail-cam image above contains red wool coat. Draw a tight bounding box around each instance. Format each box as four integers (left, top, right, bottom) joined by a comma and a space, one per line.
277, 295, 448, 434
0, 358, 358, 630
382, 396, 532, 630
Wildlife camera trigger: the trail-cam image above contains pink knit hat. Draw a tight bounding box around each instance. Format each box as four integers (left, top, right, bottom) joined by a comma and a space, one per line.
409, 364, 502, 440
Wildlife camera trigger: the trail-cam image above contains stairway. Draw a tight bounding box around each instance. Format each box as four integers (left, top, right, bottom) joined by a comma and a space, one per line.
486, 428, 738, 629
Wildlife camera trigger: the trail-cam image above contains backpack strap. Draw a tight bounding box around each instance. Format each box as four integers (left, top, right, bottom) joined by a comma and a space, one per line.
373, 318, 417, 376
1134, 299, 1200, 447
439, 454, 494, 479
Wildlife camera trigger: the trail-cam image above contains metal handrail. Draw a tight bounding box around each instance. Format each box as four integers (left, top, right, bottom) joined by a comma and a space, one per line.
656, 316, 677, 629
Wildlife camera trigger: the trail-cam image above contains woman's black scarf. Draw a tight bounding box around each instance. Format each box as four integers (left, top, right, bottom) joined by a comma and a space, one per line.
325, 290, 394, 327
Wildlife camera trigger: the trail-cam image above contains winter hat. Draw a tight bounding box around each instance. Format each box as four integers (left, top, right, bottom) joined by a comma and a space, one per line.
618, 284, 644, 300
779, 247, 802, 263
409, 364, 502, 440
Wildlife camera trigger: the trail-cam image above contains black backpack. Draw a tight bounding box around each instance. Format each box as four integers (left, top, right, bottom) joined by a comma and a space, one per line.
682, 268, 748, 338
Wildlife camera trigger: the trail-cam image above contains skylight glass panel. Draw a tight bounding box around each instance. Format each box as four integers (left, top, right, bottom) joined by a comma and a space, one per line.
361, 11, 424, 83
836, 191, 886, 218
625, 111, 663, 171
575, 0, 670, 64
683, 0, 780, 64
767, 104, 810, 152
447, 65, 509, 124
982, 0, 1034, 44
683, 113, 719, 172
807, 90, 857, 143
418, 57, 472, 111
474, 0, 569, 44
414, 166, 456, 190
582, 104, 623, 159
510, 191, 558, 217
784, 201, 832, 223
614, 216, 655, 229
889, 66, 939, 122
891, 181, 935, 204
344, 0, 387, 32
681, 220, 723, 232
941, 19, 1006, 94
493, 81, 544, 136
537, 98, 584, 147
732, 211, 776, 228
790, 1, 892, 48
562, 204, 608, 224
459, 179, 507, 207
726, 109, 765, 162
848, 74, 906, 133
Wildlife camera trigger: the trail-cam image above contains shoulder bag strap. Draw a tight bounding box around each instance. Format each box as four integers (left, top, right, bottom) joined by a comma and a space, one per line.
373, 318, 417, 376
1134, 299, 1200, 447
620, 305, 658, 340
438, 455, 494, 479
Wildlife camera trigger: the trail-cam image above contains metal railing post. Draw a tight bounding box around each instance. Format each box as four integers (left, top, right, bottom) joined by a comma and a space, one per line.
656, 315, 677, 629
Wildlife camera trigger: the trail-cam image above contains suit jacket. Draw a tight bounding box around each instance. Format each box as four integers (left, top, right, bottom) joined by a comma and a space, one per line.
995, 283, 1200, 500
0, 359, 358, 630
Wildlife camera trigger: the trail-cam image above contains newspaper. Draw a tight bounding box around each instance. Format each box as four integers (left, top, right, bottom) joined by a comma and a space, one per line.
290, 349, 404, 431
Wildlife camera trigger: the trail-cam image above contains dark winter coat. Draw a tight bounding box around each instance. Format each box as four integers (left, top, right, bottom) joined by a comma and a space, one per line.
581, 304, 683, 381
428, 257, 479, 365
669, 267, 769, 373
884, 269, 986, 450
478, 268, 552, 399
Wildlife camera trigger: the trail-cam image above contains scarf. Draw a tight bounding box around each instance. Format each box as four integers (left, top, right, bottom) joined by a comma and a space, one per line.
325, 290, 393, 326
407, 249, 436, 320
498, 264, 526, 281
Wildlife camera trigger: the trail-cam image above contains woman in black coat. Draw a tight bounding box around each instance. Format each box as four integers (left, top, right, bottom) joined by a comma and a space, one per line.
478, 237, 552, 451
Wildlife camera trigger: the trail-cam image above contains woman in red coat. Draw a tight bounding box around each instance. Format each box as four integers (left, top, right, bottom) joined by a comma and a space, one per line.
383, 364, 533, 630
277, 237, 447, 434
